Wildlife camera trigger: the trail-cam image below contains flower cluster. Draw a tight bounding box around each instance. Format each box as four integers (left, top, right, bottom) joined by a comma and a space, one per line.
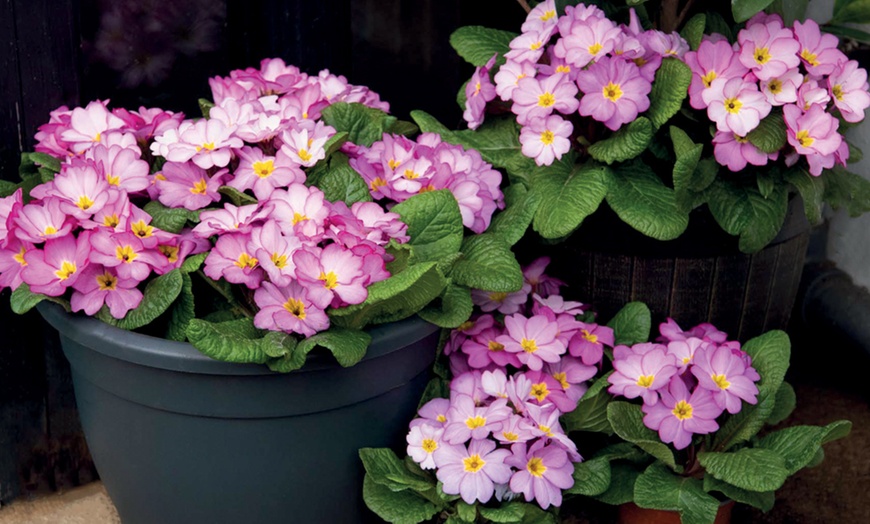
404, 258, 609, 509
607, 319, 760, 449
0, 59, 421, 339
687, 13, 869, 175
465, 0, 689, 165
348, 133, 504, 233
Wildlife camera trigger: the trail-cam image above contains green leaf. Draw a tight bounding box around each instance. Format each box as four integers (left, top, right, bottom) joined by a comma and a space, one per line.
607, 402, 679, 471
419, 284, 473, 328
391, 189, 464, 264
769, 0, 808, 25
10, 283, 47, 314
824, 168, 870, 217
703, 476, 775, 512
831, 0, 870, 25
29, 152, 62, 173
519, 504, 558, 524
323, 131, 349, 157
594, 463, 642, 505
488, 184, 541, 246
180, 252, 208, 274
166, 273, 195, 342
634, 463, 719, 524
142, 201, 201, 234
697, 448, 788, 492
362, 474, 439, 524
102, 270, 184, 330
218, 186, 257, 206
646, 58, 692, 129
309, 152, 372, 205
0, 179, 19, 198
606, 161, 689, 240
532, 163, 610, 239
766, 381, 796, 425
386, 120, 420, 137
417, 377, 450, 410
302, 327, 371, 368
562, 387, 613, 434
186, 318, 280, 364
478, 502, 527, 523
329, 262, 447, 329
449, 26, 517, 67
450, 234, 524, 293
320, 102, 397, 147
566, 456, 611, 496
785, 168, 825, 225
607, 301, 651, 346
821, 23, 870, 44
359, 448, 434, 493
746, 111, 787, 154
456, 501, 477, 522
198, 98, 214, 118
680, 14, 706, 50
705, 12, 734, 42
588, 117, 654, 164
738, 184, 788, 253
732, 0, 776, 23
670, 126, 703, 210
756, 421, 852, 475
691, 158, 719, 193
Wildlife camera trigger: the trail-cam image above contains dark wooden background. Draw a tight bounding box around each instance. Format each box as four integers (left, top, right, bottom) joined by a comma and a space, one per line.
0, 0, 524, 504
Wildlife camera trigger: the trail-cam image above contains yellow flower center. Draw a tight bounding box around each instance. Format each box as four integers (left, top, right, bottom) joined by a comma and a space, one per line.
603, 82, 623, 102
488, 291, 507, 302
96, 272, 117, 291
503, 431, 519, 441
636, 375, 655, 388
198, 142, 216, 152
418, 184, 436, 194
488, 340, 505, 352
190, 178, 208, 195
702, 70, 717, 88
540, 130, 555, 145
103, 214, 120, 228
234, 252, 258, 269
754, 47, 771, 65
388, 159, 400, 171
13, 246, 27, 267
283, 297, 306, 319
734, 134, 749, 144
530, 382, 550, 402
297, 149, 312, 162
106, 173, 120, 186
724, 97, 743, 114
582, 329, 598, 344
796, 129, 815, 148
465, 415, 487, 430
43, 226, 58, 236
537, 92, 556, 107
712, 374, 731, 390
529, 41, 542, 51
131, 220, 154, 239
672, 400, 694, 420
767, 79, 782, 94
538, 424, 554, 437
436, 414, 447, 423
540, 9, 556, 21
588, 42, 603, 55
370, 177, 387, 192
553, 372, 570, 390
421, 439, 438, 453
93, 132, 102, 143
633, 57, 648, 67
526, 457, 547, 478
159, 245, 179, 263
292, 212, 308, 225
832, 84, 844, 101
463, 454, 486, 473
520, 338, 538, 353
801, 49, 820, 67
319, 271, 338, 289
556, 65, 571, 74
54, 261, 77, 281
115, 245, 138, 263
253, 160, 275, 178
403, 168, 420, 180
458, 321, 474, 332
271, 252, 288, 269
76, 195, 94, 210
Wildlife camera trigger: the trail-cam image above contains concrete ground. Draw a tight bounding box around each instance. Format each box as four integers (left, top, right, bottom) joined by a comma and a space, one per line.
0, 483, 117, 524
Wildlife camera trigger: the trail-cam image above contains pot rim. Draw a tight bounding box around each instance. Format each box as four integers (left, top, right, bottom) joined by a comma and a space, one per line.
37, 301, 440, 376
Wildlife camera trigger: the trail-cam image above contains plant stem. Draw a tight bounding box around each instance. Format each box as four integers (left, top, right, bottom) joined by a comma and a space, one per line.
516, 0, 532, 14
659, 0, 695, 33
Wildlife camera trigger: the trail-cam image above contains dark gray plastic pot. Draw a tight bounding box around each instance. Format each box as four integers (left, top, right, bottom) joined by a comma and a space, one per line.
38, 302, 440, 524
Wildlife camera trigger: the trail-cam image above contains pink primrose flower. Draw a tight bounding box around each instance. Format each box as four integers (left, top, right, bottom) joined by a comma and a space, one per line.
783, 103, 842, 176
704, 77, 771, 136
685, 40, 749, 110
88, 230, 165, 282
154, 231, 210, 273
279, 121, 335, 167
554, 15, 620, 69
523, 257, 565, 297
666, 337, 708, 373
494, 414, 536, 444
127, 205, 174, 249
86, 144, 150, 193
642, 376, 723, 450
203, 233, 265, 289
613, 341, 665, 360
163, 118, 242, 169
797, 79, 831, 111
544, 356, 597, 404
556, 3, 607, 37
281, 83, 329, 121
49, 160, 112, 219
498, 314, 567, 371
21, 232, 91, 296
230, 147, 305, 201
828, 60, 870, 123
446, 314, 495, 356
521, 0, 558, 34
13, 198, 74, 244
577, 56, 652, 131
523, 404, 579, 460
464, 54, 498, 130
539, 49, 579, 82
713, 130, 774, 172
443, 394, 510, 444
407, 423, 444, 470
248, 220, 305, 287
511, 74, 579, 125
347, 201, 409, 245
434, 439, 512, 505
657, 318, 728, 344
505, 29, 552, 64
691, 344, 760, 414
193, 203, 267, 237
0, 189, 23, 247
520, 115, 573, 166
252, 280, 330, 337
80, 190, 130, 232
70, 265, 143, 318
531, 293, 585, 316
34, 106, 74, 158
293, 243, 369, 308
471, 282, 531, 315
507, 439, 574, 510
494, 59, 538, 102
0, 238, 33, 290
60, 100, 126, 154
266, 184, 330, 239
641, 29, 689, 59
155, 162, 223, 210
760, 68, 802, 106
450, 370, 490, 406
568, 323, 614, 366
208, 98, 258, 130
524, 370, 574, 412
793, 19, 847, 77
737, 19, 800, 81
461, 323, 522, 369
411, 398, 452, 429
608, 344, 678, 405
120, 106, 184, 142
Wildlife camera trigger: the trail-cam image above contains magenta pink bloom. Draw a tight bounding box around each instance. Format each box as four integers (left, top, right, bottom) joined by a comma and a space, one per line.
554, 16, 621, 69
411, 398, 452, 429
507, 439, 574, 510
521, 0, 558, 33
504, 29, 551, 64
520, 115, 573, 166
0, 189, 22, 246
713, 130, 774, 172
608, 345, 678, 405
523, 404, 579, 460
70, 265, 143, 318
577, 56, 651, 131
666, 337, 708, 373
434, 438, 512, 505
828, 60, 870, 123
685, 40, 749, 110
230, 147, 305, 200
544, 356, 597, 404
450, 371, 489, 406
464, 54, 498, 130
347, 201, 409, 245
642, 376, 723, 450
0, 238, 32, 290
797, 79, 831, 111
793, 19, 846, 77
193, 203, 267, 237
60, 100, 126, 154
691, 344, 759, 414
494, 414, 536, 445
443, 394, 510, 444
250, 221, 305, 287
783, 103, 843, 176
156, 162, 223, 210
461, 322, 522, 369
252, 280, 330, 337
279, 121, 334, 167
266, 184, 330, 239
88, 230, 165, 282
532, 293, 585, 316
407, 423, 444, 470
162, 118, 242, 169
511, 74, 579, 125
13, 199, 74, 244
737, 19, 800, 81
704, 77, 771, 136
203, 233, 265, 289
49, 161, 112, 219
498, 314, 567, 371
524, 370, 573, 412
87, 144, 150, 193
471, 282, 531, 315
658, 319, 728, 344
523, 257, 564, 297
494, 59, 538, 102
568, 323, 614, 366
21, 232, 91, 296
759, 68, 801, 106
293, 243, 369, 308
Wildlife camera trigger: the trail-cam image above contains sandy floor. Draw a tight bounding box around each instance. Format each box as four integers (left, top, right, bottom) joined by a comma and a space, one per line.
0, 483, 118, 524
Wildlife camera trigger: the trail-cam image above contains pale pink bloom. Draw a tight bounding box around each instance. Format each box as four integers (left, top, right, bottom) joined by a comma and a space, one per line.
461, 322, 522, 369
568, 323, 614, 366
293, 244, 369, 308
494, 60, 538, 102
208, 75, 260, 106
793, 19, 847, 77
544, 356, 597, 406
498, 314, 567, 371
828, 60, 870, 123
434, 439, 512, 505
523, 404, 579, 460
797, 79, 831, 111
555, 3, 607, 37
88, 230, 165, 282
0, 189, 23, 247
505, 29, 552, 64
511, 74, 579, 125
577, 56, 652, 131
737, 19, 800, 81
713, 131, 774, 172
450, 371, 490, 407
520, 115, 573, 166
203, 232, 265, 289
411, 398, 452, 429
87, 144, 150, 193
523, 257, 564, 297
666, 337, 708, 372
34, 106, 74, 158
464, 54, 498, 130
657, 319, 728, 344
21, 232, 92, 296
81, 190, 130, 232
641, 30, 689, 58
608, 345, 678, 405
539, 49, 580, 82
266, 184, 330, 239
471, 282, 531, 315
685, 40, 750, 110
347, 201, 409, 245
118, 106, 184, 142
279, 121, 334, 167
0, 238, 32, 290
163, 118, 242, 169
60, 101, 126, 154
531, 293, 584, 316
407, 423, 444, 470
252, 280, 330, 336
249, 220, 305, 287
493, 414, 536, 444
692, 345, 760, 414
208, 98, 258, 130
525, 369, 573, 412
70, 264, 143, 318
554, 16, 621, 69
642, 376, 723, 450
760, 69, 802, 106
155, 162, 224, 210
230, 148, 305, 201
153, 231, 210, 273
443, 394, 511, 444
49, 161, 111, 219
193, 203, 267, 237
13, 198, 74, 244
281, 83, 329, 121
704, 77, 771, 136
521, 0, 558, 33
506, 439, 574, 510
784, 103, 843, 176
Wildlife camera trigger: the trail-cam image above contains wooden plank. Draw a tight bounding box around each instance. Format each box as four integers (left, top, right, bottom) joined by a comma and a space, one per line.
631, 256, 674, 327
738, 246, 779, 341
590, 253, 633, 323
0, 0, 22, 181
669, 257, 716, 330
708, 254, 752, 340
763, 233, 810, 332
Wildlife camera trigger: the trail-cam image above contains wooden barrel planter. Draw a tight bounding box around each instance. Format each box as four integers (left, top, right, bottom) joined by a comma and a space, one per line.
520, 198, 810, 341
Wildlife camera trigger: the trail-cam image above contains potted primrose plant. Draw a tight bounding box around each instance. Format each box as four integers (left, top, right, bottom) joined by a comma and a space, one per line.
411, 0, 870, 340
0, 58, 523, 524
360, 258, 850, 523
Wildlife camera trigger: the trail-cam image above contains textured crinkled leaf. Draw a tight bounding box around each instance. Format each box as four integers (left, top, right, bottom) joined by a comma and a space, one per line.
321, 102, 397, 148
391, 189, 464, 264
386, 120, 419, 137
519, 504, 558, 524
0, 180, 18, 198
756, 171, 778, 199
532, 164, 610, 239
680, 14, 706, 50
186, 317, 279, 364
588, 117, 653, 164
10, 283, 47, 314
582, 371, 614, 402
697, 448, 788, 491
309, 152, 372, 205
831, 0, 870, 25
670, 126, 703, 211
410, 110, 452, 136
323, 131, 349, 157
825, 167, 870, 217
691, 158, 719, 193
100, 270, 183, 330
746, 110, 787, 153
738, 184, 788, 253
478, 502, 526, 523
607, 402, 679, 470
732, 0, 776, 22
488, 184, 541, 246
703, 476, 775, 512
449, 26, 517, 67
646, 58, 692, 129
450, 234, 524, 293
329, 262, 446, 329
166, 273, 195, 342
566, 456, 611, 496
419, 284, 473, 328
180, 252, 208, 274
634, 463, 720, 524
29, 152, 62, 173
359, 448, 434, 493
706, 179, 753, 235
607, 301, 651, 346
769, 0, 809, 25
295, 327, 372, 368
785, 168, 824, 225
606, 161, 689, 240
757, 421, 851, 475
562, 387, 612, 434
142, 201, 201, 234
218, 185, 257, 206
766, 381, 796, 425
594, 462, 641, 505
456, 501, 477, 522
198, 98, 214, 118
822, 23, 870, 44
362, 474, 439, 524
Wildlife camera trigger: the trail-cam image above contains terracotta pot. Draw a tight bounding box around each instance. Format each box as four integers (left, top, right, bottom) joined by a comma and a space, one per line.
618, 500, 735, 524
